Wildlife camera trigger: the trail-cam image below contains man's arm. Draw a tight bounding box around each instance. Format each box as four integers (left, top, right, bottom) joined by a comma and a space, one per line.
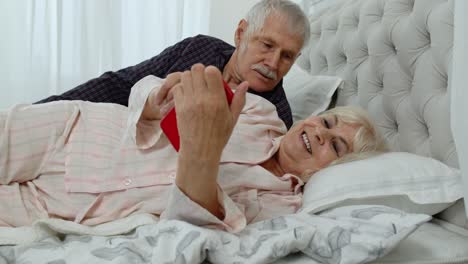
36, 37, 195, 105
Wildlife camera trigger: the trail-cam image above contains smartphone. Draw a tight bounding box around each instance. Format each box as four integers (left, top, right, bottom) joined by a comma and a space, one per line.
160, 80, 234, 151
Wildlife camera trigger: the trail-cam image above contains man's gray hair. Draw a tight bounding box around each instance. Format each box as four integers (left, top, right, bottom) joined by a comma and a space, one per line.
244, 0, 311, 47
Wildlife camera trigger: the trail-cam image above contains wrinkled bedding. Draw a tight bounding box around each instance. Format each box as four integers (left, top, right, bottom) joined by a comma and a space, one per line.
0, 205, 430, 264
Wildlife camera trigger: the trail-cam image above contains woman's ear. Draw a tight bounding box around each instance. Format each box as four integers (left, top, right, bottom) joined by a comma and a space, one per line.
234, 19, 248, 48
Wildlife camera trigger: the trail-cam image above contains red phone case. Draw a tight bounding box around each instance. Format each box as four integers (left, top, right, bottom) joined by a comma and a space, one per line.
160, 80, 234, 151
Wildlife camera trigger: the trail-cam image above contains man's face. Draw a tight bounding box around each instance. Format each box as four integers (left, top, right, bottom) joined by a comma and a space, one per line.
235, 14, 303, 92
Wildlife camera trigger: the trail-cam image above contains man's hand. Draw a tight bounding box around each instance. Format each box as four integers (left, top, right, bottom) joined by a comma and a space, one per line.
173, 64, 248, 219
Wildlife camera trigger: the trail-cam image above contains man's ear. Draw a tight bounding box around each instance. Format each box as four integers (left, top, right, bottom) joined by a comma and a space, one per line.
234, 19, 248, 48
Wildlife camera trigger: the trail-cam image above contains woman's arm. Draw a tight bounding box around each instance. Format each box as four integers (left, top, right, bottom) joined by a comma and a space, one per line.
172, 64, 247, 219
125, 75, 168, 149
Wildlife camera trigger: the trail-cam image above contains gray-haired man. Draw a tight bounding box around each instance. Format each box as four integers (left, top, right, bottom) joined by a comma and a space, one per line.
38, 0, 310, 129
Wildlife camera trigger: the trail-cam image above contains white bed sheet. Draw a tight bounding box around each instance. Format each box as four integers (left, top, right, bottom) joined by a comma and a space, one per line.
0, 205, 430, 264
274, 219, 468, 264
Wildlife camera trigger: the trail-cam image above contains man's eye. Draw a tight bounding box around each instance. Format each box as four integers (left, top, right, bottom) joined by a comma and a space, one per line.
262, 42, 272, 48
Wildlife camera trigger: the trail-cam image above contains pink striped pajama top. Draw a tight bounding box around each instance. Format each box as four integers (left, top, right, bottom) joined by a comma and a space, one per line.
0, 76, 303, 232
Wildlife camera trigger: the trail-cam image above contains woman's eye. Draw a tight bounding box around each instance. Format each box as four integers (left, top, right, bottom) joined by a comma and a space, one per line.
282, 53, 293, 61
332, 141, 340, 156
323, 118, 330, 128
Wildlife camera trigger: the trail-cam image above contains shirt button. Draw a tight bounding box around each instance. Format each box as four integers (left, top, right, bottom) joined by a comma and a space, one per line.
169, 172, 176, 179
124, 178, 132, 186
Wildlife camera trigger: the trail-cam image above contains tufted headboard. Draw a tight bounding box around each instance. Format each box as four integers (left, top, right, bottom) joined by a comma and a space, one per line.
295, 0, 468, 227
296, 0, 457, 167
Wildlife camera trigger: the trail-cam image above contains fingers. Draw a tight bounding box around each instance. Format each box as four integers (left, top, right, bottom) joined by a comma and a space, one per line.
192, 64, 208, 97
172, 64, 242, 117
174, 64, 204, 115
172, 83, 184, 113
160, 100, 174, 117
156, 72, 182, 105
204, 66, 224, 97
204, 65, 246, 126
181, 69, 195, 100
173, 64, 206, 113
230, 81, 248, 124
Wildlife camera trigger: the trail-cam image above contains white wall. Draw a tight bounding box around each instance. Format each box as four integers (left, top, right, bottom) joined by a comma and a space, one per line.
209, 0, 260, 45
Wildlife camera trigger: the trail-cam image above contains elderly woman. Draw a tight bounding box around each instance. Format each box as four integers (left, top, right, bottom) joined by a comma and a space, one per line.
0, 65, 386, 232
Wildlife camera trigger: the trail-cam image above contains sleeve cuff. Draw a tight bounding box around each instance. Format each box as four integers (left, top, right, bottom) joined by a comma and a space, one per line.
126, 75, 165, 149
161, 184, 247, 233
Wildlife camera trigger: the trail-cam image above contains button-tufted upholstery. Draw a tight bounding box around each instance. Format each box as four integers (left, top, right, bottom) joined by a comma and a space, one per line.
296, 0, 457, 168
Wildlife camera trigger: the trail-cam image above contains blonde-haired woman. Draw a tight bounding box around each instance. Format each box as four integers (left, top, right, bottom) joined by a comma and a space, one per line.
0, 65, 386, 232
283, 106, 388, 182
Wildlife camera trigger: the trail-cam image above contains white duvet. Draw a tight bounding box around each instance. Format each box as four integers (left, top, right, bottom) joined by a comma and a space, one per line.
0, 205, 430, 264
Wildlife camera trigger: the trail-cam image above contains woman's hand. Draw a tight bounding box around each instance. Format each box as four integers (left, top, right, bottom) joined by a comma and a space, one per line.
174, 64, 247, 159
141, 72, 182, 120
173, 64, 247, 219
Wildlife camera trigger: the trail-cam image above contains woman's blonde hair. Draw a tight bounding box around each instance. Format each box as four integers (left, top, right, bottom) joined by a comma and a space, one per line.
319, 106, 388, 166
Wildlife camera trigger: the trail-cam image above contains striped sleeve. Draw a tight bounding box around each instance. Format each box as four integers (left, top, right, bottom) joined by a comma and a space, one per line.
161, 185, 247, 233
126, 75, 166, 150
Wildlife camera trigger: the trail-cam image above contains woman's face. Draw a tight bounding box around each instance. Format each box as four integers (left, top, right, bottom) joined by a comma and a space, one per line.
277, 114, 359, 181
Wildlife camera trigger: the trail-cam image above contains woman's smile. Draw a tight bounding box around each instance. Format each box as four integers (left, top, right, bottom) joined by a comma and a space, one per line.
301, 131, 312, 154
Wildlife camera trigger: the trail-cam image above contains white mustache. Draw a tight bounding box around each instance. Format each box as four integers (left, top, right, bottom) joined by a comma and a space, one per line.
251, 64, 277, 80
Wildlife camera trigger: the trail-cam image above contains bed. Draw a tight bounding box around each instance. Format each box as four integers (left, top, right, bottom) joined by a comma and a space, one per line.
278, 0, 468, 263
1, 0, 467, 263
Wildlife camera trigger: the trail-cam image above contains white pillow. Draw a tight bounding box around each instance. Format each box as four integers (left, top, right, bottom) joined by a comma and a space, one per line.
301, 152, 463, 215
283, 64, 343, 122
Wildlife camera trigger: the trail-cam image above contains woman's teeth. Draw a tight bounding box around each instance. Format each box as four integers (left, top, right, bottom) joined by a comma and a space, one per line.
302, 132, 312, 154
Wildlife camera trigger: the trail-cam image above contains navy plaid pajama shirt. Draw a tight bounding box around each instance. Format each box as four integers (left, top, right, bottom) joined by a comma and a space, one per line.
37, 34, 293, 129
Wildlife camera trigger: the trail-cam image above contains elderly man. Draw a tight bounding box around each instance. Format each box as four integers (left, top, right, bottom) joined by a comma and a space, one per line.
37, 0, 310, 129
